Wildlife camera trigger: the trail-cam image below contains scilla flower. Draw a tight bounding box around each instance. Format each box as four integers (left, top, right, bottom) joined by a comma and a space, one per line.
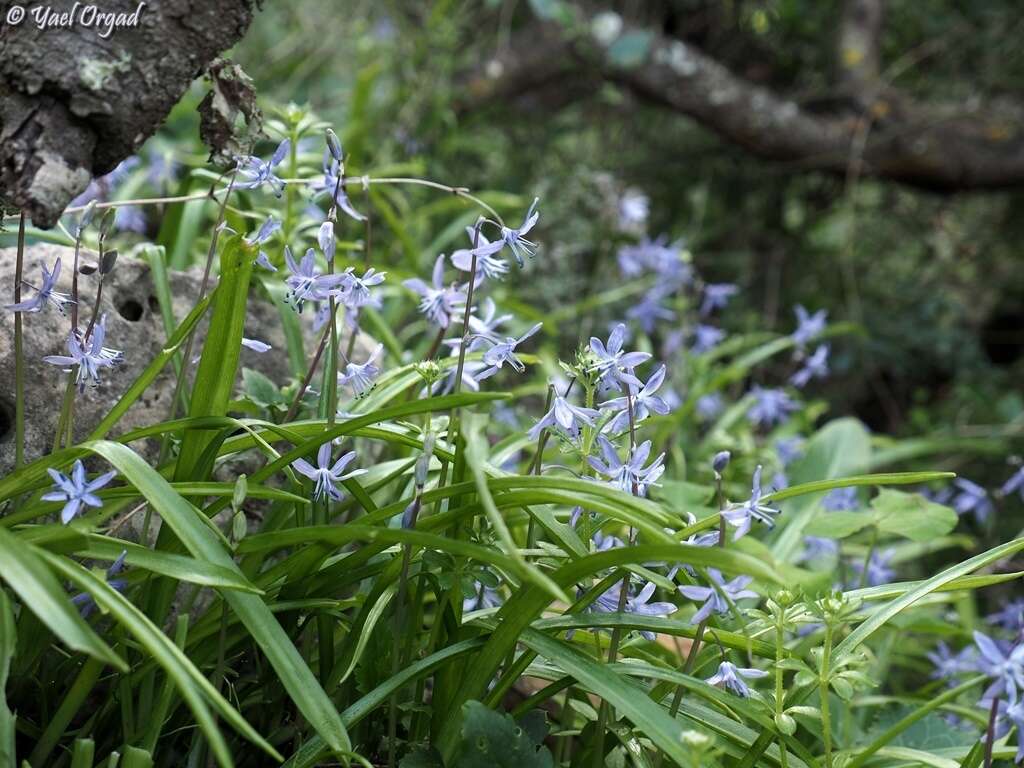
700, 283, 738, 316
1000, 465, 1024, 502
989, 599, 1024, 633
340, 267, 386, 310
746, 386, 798, 428
591, 580, 678, 640
792, 304, 828, 348
475, 198, 540, 267
476, 322, 543, 380
466, 297, 513, 347
692, 324, 726, 354
284, 247, 348, 312
527, 395, 599, 441
950, 478, 995, 524
790, 344, 830, 388
973, 631, 1024, 703
291, 442, 367, 502
338, 343, 383, 397
451, 225, 509, 281
705, 661, 768, 698
721, 466, 781, 540
6, 257, 74, 314
43, 459, 117, 524
590, 323, 651, 390
241, 338, 272, 353
678, 568, 758, 623
44, 315, 124, 392
600, 364, 671, 434
235, 139, 289, 197
246, 216, 281, 271
463, 583, 503, 612
588, 436, 665, 497
311, 151, 367, 222
71, 551, 128, 618
402, 255, 466, 328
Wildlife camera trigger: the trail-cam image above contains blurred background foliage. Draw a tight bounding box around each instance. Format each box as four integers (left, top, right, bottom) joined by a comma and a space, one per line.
17, 0, 1024, 475
229, 0, 1024, 443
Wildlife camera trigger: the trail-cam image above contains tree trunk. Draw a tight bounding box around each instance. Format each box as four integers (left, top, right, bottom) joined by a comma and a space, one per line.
0, 0, 256, 227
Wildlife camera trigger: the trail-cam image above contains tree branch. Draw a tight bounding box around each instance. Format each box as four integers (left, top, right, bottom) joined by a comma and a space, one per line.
461, 15, 1024, 193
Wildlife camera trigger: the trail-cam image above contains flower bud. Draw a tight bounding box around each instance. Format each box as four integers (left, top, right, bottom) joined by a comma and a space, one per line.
775, 712, 797, 736
712, 450, 731, 474
326, 129, 344, 163
232, 474, 248, 512
99, 206, 117, 239
415, 432, 436, 488
78, 200, 98, 234
318, 221, 336, 262
401, 499, 419, 529
774, 589, 795, 606
232, 509, 247, 542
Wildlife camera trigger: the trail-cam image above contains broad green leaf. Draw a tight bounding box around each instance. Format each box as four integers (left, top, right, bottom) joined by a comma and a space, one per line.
455, 701, 553, 768
771, 418, 873, 560
871, 489, 958, 542
241, 367, 287, 410
804, 511, 874, 539
0, 527, 123, 670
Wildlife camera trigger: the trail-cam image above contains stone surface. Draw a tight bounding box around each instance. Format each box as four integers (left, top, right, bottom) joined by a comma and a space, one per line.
0, 243, 293, 473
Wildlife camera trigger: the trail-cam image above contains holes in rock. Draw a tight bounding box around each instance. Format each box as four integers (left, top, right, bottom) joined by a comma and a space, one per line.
147, 294, 160, 313
117, 298, 144, 322
0, 396, 14, 444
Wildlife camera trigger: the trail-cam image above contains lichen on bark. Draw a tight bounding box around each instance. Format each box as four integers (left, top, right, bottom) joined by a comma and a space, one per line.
0, 0, 258, 228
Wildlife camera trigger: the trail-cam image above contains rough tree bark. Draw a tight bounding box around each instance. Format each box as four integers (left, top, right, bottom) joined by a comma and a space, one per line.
0, 0, 256, 227
460, 4, 1024, 193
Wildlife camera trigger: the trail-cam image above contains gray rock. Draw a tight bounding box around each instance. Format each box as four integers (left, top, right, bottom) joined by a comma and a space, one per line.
0, 243, 296, 473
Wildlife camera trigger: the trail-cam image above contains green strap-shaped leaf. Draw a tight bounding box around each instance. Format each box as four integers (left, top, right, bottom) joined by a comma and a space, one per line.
0, 527, 124, 670
437, 542, 783, 757
79, 536, 264, 593
0, 589, 15, 767
85, 440, 353, 759
40, 550, 280, 768
175, 234, 253, 480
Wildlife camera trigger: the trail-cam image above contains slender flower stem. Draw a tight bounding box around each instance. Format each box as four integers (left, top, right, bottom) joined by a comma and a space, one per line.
660, 467, 729, 767
595, 384, 641, 767
451, 224, 482, 400
775, 615, 789, 768
525, 384, 556, 547
32, 175, 505, 225
13, 213, 26, 468
81, 221, 111, 343
983, 694, 999, 768
820, 623, 835, 768
284, 321, 332, 424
